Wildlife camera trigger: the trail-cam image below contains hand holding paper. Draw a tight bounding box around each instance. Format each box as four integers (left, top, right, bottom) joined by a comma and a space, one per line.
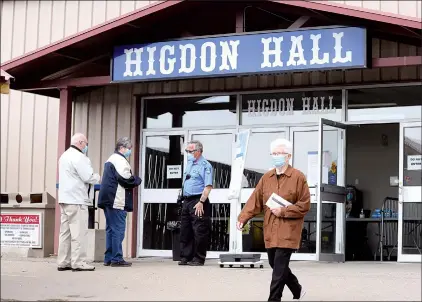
265, 193, 292, 210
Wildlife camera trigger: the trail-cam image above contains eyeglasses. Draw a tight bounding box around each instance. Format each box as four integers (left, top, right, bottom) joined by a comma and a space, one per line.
185, 149, 197, 154
270, 152, 289, 156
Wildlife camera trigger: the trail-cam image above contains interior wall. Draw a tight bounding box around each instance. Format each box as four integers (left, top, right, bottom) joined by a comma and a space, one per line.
346, 123, 399, 255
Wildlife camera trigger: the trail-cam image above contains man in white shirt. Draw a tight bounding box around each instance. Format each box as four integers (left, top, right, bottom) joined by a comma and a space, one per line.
57, 133, 100, 272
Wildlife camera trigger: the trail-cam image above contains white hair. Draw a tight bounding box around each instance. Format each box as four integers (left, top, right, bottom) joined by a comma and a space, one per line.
270, 138, 293, 154
70, 133, 86, 145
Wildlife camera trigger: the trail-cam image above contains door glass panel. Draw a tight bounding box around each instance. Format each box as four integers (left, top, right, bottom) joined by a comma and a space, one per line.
144, 135, 184, 189
143, 203, 231, 251
402, 203, 422, 255
241, 203, 317, 253
293, 130, 338, 187
403, 126, 422, 187
190, 133, 233, 189
321, 203, 336, 253
243, 131, 286, 188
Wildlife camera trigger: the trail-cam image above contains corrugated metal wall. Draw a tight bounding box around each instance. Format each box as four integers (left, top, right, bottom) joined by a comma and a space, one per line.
324, 0, 422, 18
0, 0, 155, 193
72, 84, 141, 257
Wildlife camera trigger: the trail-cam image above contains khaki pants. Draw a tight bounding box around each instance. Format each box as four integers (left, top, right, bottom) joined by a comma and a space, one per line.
57, 204, 88, 268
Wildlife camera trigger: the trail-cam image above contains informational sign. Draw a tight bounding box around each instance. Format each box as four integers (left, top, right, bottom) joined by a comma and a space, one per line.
112, 27, 367, 82
228, 129, 251, 200
0, 213, 42, 248
407, 155, 422, 170
167, 165, 182, 179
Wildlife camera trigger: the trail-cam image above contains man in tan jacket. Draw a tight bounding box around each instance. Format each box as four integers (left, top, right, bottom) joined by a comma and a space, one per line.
237, 138, 310, 301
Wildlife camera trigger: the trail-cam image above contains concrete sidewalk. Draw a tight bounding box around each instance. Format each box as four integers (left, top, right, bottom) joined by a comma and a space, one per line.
1, 257, 421, 301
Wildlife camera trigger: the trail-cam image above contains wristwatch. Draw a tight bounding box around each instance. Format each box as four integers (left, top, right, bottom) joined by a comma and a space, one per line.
199, 199, 205, 204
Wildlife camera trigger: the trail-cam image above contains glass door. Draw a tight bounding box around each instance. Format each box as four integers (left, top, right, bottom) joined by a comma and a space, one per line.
138, 131, 186, 257
316, 118, 346, 262
187, 129, 236, 258
398, 122, 422, 263
238, 127, 289, 260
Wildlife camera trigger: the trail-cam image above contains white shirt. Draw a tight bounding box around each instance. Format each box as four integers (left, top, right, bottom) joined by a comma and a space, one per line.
58, 146, 100, 205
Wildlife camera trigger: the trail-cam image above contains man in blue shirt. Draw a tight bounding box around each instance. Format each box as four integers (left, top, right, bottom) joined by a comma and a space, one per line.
179, 140, 213, 266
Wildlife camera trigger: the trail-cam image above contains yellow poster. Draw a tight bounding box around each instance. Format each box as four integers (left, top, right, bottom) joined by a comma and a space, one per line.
0, 82, 10, 94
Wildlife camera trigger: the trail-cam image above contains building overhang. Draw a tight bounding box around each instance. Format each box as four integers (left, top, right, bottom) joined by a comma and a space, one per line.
1, 0, 421, 98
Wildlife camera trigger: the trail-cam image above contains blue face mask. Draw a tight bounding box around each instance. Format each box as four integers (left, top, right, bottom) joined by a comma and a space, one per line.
272, 155, 287, 168
82, 145, 88, 154
124, 149, 132, 158
187, 153, 195, 161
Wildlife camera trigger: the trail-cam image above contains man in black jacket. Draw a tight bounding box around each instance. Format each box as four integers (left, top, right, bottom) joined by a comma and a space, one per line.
98, 137, 142, 267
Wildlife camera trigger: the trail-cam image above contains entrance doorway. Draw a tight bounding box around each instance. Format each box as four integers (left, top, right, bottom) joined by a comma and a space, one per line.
345, 122, 422, 262
138, 129, 237, 258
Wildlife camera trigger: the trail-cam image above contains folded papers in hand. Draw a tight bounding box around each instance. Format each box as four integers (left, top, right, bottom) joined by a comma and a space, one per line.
265, 193, 292, 210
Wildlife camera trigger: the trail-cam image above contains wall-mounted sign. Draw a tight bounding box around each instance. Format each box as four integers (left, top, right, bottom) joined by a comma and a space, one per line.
0, 213, 42, 248
407, 155, 421, 170
247, 95, 337, 117
167, 165, 182, 179
112, 27, 367, 82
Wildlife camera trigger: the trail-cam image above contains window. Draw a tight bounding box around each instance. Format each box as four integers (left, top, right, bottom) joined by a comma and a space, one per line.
347, 86, 422, 122
144, 95, 237, 129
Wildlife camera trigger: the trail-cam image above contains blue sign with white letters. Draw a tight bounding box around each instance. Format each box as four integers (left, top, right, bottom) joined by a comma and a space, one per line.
112, 26, 366, 82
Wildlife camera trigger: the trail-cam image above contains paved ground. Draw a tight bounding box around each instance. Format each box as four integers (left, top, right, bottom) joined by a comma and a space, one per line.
1, 257, 421, 301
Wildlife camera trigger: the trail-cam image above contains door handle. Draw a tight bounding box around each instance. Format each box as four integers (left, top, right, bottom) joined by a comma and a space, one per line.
398, 185, 403, 204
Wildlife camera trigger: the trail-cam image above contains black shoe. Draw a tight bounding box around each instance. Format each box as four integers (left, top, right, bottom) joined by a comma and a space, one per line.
188, 260, 204, 266
104, 262, 111, 266
110, 260, 132, 267
57, 266, 72, 271
178, 258, 189, 265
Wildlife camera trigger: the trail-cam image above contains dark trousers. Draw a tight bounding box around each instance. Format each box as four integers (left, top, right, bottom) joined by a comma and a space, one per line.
103, 207, 127, 264
179, 196, 211, 263
267, 248, 302, 301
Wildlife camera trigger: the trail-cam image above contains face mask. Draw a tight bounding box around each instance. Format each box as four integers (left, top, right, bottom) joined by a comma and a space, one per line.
124, 149, 132, 158
187, 153, 195, 161
82, 145, 88, 154
272, 155, 287, 168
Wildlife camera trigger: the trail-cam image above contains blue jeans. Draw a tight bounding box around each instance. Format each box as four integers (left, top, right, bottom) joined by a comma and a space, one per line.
104, 207, 127, 264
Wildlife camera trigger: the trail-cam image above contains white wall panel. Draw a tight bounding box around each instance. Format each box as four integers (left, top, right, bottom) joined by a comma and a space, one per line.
78, 1, 93, 32
105, 1, 121, 21
24, 0, 40, 54
64, 0, 79, 38
51, 1, 66, 43
326, 0, 422, 17
37, 0, 53, 48
92, 1, 107, 27
11, 1, 26, 59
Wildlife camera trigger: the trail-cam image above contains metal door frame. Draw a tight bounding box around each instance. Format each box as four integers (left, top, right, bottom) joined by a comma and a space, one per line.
316, 118, 347, 262
397, 121, 422, 263
187, 128, 237, 258
138, 130, 187, 257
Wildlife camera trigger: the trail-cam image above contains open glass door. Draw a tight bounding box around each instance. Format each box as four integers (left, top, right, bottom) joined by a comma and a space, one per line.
187, 129, 236, 258
138, 131, 186, 257
316, 118, 346, 262
398, 122, 422, 263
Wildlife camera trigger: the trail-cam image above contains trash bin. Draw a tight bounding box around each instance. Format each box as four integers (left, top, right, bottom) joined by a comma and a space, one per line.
167, 221, 181, 261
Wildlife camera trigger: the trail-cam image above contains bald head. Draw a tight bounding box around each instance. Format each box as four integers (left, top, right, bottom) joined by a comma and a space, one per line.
71, 133, 88, 153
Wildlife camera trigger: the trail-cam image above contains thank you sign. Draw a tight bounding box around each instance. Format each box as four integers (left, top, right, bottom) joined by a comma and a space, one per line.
112, 27, 367, 82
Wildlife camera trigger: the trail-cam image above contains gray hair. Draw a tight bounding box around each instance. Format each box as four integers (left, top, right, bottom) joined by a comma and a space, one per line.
70, 133, 86, 145
115, 137, 132, 151
187, 140, 203, 152
270, 138, 293, 154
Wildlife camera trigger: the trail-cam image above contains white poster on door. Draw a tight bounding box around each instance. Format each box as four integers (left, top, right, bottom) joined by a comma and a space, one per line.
167, 165, 182, 179
228, 129, 251, 200
407, 155, 421, 170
